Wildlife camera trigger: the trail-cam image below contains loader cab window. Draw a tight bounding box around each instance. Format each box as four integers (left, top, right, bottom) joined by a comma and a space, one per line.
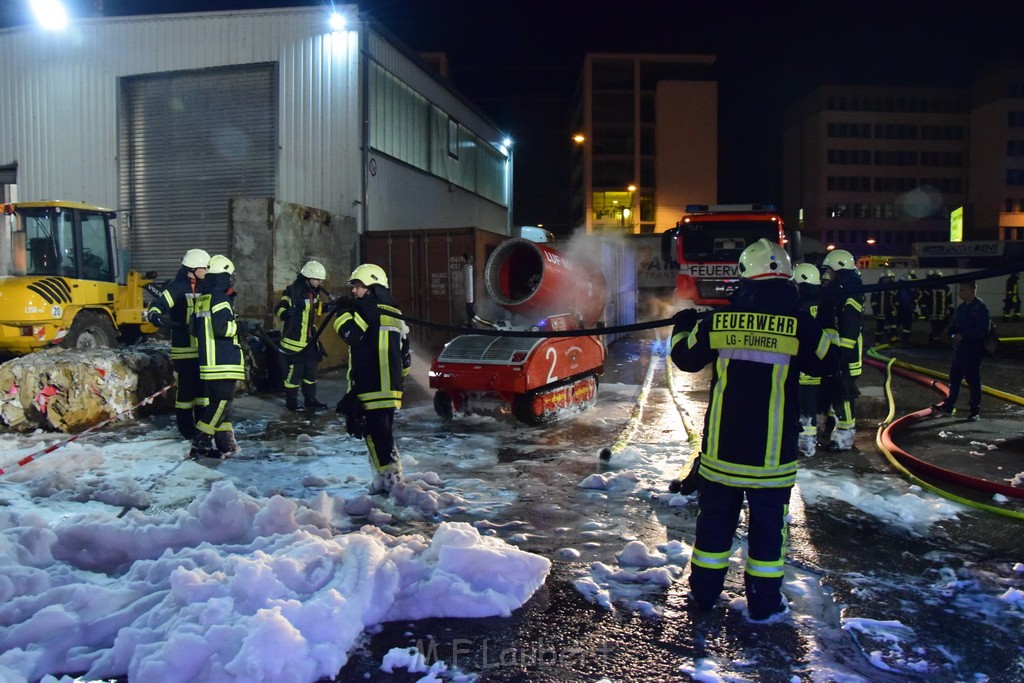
80, 212, 113, 281
23, 209, 75, 277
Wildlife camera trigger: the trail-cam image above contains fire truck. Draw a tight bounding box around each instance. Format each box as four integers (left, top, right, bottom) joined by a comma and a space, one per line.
660, 204, 796, 310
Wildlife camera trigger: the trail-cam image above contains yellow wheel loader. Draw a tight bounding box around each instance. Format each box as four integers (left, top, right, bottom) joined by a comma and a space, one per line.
0, 200, 158, 357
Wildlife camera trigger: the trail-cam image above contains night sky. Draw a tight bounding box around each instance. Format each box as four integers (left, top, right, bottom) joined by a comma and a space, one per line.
4, 1, 1024, 232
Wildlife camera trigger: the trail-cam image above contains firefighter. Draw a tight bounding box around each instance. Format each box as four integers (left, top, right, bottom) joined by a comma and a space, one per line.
869, 270, 897, 343
275, 260, 329, 412
818, 249, 863, 451
333, 264, 412, 494
670, 238, 832, 621
1004, 272, 1021, 321
895, 273, 917, 345
146, 248, 211, 440
924, 270, 953, 346
795, 263, 823, 457
190, 255, 248, 458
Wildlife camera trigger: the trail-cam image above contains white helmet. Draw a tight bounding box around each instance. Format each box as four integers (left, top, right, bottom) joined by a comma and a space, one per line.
822, 249, 856, 271
738, 238, 793, 280
208, 255, 235, 275
182, 249, 211, 269
794, 263, 821, 286
349, 263, 388, 288
300, 260, 327, 280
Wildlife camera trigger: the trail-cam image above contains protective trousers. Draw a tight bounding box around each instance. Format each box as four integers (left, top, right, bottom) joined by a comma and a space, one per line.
689, 479, 791, 618
284, 345, 321, 409
823, 370, 858, 430
364, 408, 399, 470
196, 379, 236, 440
172, 357, 208, 439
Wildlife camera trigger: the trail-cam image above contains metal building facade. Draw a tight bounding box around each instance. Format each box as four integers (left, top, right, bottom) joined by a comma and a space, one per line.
0, 7, 511, 276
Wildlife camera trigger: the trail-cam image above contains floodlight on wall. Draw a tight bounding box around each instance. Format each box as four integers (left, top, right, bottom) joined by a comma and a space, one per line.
31, 0, 69, 31
328, 11, 346, 32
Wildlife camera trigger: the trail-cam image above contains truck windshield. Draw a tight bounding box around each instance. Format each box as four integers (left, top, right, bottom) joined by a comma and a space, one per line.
20, 209, 76, 277
681, 219, 781, 262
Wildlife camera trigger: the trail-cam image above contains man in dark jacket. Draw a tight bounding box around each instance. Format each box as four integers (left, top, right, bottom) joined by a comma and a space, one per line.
333, 264, 411, 494
190, 255, 247, 458
146, 248, 210, 439
671, 238, 833, 621
275, 260, 329, 412
933, 280, 991, 421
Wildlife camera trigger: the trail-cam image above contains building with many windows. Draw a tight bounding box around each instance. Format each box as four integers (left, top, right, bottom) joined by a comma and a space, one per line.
571, 53, 716, 234
783, 63, 1024, 256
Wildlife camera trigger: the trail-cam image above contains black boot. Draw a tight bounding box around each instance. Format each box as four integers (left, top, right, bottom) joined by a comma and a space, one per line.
175, 410, 196, 440
214, 430, 241, 458
303, 385, 327, 410
285, 388, 301, 412
188, 431, 216, 459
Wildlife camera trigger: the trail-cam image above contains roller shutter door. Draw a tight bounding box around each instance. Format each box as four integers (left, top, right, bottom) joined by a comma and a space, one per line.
120, 64, 276, 280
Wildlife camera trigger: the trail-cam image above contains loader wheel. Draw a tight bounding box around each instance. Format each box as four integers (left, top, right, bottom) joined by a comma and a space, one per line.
64, 311, 118, 349
433, 390, 454, 420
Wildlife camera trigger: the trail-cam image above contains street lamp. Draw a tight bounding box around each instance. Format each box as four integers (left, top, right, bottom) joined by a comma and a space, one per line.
31, 0, 68, 30
627, 185, 637, 232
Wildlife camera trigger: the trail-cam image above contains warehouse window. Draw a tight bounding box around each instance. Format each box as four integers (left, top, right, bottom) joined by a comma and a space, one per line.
369, 62, 507, 207
447, 117, 459, 160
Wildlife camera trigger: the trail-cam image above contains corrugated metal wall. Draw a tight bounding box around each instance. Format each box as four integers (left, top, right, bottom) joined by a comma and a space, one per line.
0, 9, 361, 262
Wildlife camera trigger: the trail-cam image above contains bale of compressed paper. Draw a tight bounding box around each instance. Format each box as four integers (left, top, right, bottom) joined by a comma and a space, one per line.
0, 344, 175, 433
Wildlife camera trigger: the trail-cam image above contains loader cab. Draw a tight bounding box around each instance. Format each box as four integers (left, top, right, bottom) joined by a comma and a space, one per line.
4, 201, 117, 282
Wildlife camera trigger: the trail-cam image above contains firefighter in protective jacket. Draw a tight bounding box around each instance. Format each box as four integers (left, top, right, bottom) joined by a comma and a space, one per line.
817, 249, 864, 451
190, 255, 248, 458
275, 260, 329, 411
146, 248, 211, 440
332, 264, 412, 494
670, 238, 833, 621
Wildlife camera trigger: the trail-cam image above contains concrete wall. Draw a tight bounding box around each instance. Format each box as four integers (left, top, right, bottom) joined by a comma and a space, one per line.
230, 198, 356, 368
654, 80, 718, 231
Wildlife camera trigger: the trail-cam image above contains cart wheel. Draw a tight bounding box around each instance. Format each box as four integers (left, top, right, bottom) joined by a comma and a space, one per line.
433, 390, 454, 420
512, 393, 544, 425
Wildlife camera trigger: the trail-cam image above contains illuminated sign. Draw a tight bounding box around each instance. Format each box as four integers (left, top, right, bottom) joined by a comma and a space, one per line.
950, 206, 963, 242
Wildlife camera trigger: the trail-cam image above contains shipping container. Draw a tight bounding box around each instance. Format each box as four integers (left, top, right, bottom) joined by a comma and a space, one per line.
362, 228, 510, 352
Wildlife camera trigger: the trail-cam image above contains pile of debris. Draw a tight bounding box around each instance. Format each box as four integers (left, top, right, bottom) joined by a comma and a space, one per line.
0, 344, 175, 433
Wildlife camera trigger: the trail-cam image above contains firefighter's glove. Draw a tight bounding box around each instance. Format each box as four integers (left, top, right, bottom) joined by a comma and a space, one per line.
148, 312, 164, 328
330, 295, 354, 313
337, 392, 366, 439
238, 319, 262, 335
671, 309, 700, 335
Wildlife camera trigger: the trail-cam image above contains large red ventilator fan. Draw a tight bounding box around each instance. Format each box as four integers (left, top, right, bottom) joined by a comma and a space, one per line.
429, 238, 607, 424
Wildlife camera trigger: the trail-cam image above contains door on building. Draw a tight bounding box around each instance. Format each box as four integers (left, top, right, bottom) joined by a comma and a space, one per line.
119, 64, 277, 280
